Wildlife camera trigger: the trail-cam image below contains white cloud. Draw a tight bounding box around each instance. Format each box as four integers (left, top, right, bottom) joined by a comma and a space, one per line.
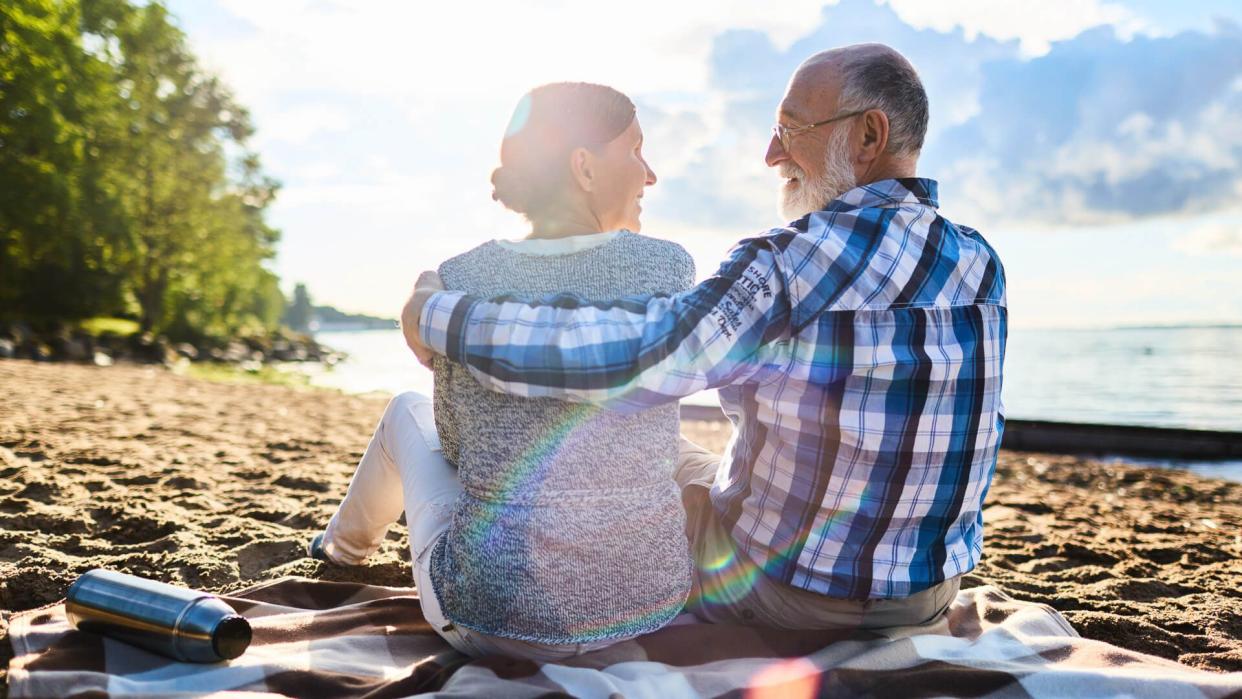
1049, 110, 1238, 187
883, 0, 1147, 56
295, 162, 342, 181
255, 103, 350, 146
929, 22, 1242, 226
1171, 220, 1242, 256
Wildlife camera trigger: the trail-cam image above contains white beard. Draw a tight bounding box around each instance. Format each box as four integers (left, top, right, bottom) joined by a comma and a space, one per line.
778, 126, 858, 221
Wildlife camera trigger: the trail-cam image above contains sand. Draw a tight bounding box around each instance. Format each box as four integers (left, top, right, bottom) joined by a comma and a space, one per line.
1, 359, 1239, 695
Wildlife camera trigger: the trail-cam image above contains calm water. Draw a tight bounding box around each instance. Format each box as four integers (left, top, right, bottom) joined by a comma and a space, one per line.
302, 326, 1242, 481
1003, 326, 1242, 431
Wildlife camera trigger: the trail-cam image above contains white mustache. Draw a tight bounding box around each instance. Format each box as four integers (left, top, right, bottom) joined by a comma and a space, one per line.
779, 164, 804, 180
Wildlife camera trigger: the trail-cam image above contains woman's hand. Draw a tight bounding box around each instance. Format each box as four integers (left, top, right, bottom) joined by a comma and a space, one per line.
402, 271, 444, 369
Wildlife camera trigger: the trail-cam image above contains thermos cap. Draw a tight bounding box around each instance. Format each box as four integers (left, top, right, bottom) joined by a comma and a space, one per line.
213, 615, 252, 660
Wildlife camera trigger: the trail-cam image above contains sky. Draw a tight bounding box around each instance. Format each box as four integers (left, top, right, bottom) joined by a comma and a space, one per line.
164, 0, 1242, 329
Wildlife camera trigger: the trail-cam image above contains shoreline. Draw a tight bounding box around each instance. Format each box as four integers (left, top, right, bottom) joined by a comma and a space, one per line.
0, 321, 343, 368
1, 359, 1239, 694
680, 404, 1242, 483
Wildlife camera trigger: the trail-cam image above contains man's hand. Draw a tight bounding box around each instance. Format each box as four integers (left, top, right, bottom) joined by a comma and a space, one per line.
402, 270, 444, 369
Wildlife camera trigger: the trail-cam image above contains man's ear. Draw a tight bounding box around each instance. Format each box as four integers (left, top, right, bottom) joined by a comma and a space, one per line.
569, 147, 594, 192
858, 109, 890, 164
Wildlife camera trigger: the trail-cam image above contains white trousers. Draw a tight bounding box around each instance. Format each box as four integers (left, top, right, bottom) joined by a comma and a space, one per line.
321, 392, 612, 661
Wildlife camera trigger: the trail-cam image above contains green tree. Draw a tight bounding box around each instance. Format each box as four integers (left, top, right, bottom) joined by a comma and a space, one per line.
99, 1, 281, 339
1, 0, 285, 342
284, 283, 313, 334
0, 0, 127, 321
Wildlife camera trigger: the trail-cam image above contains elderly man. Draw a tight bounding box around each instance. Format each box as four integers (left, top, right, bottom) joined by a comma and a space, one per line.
406, 44, 1006, 631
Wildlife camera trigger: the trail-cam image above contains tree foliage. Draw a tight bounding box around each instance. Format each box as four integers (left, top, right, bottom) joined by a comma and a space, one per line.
283, 283, 312, 333
0, 0, 283, 342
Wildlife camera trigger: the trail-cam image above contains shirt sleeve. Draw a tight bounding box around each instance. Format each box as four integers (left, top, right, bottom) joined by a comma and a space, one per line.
418, 236, 792, 412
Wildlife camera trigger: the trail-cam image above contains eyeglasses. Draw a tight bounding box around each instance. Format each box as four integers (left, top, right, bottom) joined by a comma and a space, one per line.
771, 110, 865, 151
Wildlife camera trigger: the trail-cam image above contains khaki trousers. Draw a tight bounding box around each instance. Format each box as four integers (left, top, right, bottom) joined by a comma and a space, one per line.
677, 438, 960, 631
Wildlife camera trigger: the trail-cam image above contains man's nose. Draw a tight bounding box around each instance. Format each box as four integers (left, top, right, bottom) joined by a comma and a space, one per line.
765, 133, 788, 167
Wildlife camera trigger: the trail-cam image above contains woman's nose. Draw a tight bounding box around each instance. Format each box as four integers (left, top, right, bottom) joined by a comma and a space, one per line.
644, 160, 657, 186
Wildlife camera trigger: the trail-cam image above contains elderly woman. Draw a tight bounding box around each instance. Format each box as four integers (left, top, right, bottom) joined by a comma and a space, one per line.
311, 83, 695, 661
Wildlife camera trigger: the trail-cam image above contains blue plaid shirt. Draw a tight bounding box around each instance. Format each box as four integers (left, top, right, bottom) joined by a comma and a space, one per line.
420, 178, 1007, 600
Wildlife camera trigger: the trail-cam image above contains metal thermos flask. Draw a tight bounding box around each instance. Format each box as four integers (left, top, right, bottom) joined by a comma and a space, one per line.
65, 569, 252, 662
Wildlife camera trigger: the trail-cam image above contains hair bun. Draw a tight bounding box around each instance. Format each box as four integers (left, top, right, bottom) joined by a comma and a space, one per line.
490, 165, 533, 215
490, 167, 504, 202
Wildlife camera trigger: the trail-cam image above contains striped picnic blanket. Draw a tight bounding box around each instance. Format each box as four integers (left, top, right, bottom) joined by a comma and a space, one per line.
6, 577, 1240, 698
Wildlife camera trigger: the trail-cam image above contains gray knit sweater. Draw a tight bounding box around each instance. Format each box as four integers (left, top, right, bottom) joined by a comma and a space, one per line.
429, 230, 696, 644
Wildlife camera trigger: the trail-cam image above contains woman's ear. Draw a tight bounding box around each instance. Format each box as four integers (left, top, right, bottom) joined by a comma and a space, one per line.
569, 147, 594, 192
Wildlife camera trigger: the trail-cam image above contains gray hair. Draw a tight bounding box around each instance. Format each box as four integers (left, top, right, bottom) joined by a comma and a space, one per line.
835, 49, 928, 158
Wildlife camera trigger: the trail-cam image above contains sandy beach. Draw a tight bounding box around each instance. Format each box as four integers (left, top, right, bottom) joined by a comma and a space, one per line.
1, 359, 1239, 695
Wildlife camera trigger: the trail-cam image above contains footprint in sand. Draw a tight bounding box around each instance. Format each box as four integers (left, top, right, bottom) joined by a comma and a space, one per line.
273, 474, 329, 493
162, 476, 207, 490
240, 508, 322, 530
14, 480, 58, 503
1133, 545, 1185, 564
64, 454, 121, 467
235, 469, 271, 481
264, 440, 311, 452
112, 474, 163, 486
89, 506, 178, 544
1105, 578, 1203, 601
0, 509, 92, 535
177, 558, 242, 590
235, 540, 306, 578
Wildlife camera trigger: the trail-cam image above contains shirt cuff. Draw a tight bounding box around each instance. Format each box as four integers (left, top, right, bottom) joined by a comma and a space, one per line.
417, 290, 470, 360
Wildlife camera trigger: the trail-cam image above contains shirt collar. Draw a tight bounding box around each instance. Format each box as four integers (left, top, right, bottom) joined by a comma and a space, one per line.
827, 177, 939, 212
495, 230, 621, 256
